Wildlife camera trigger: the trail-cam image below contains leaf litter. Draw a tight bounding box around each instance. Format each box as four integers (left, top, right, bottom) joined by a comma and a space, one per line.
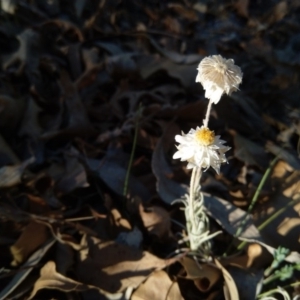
0, 0, 300, 299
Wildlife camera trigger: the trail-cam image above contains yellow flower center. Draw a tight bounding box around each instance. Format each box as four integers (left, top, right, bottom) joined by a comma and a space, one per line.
195, 127, 215, 146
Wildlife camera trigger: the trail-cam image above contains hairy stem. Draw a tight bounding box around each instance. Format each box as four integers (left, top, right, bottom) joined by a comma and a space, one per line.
203, 99, 213, 127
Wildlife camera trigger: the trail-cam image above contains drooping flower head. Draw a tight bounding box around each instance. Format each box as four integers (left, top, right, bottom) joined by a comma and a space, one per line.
196, 55, 243, 104
173, 126, 230, 174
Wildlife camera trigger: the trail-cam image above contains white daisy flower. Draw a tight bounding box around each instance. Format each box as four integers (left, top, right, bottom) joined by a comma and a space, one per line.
196, 55, 243, 104
173, 126, 230, 174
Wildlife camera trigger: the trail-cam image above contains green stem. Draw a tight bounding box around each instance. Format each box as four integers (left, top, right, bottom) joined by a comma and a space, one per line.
238, 156, 279, 236
188, 167, 200, 251
263, 273, 281, 285
238, 188, 300, 252
257, 281, 300, 299
123, 104, 142, 197
225, 156, 279, 254
258, 199, 300, 232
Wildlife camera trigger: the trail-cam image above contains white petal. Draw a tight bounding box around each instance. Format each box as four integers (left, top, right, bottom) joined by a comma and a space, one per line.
173, 151, 182, 159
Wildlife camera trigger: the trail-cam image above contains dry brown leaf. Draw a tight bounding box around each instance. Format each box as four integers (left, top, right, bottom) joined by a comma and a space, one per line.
163, 16, 181, 35
215, 259, 239, 300
0, 133, 19, 165
271, 160, 294, 179
234, 0, 249, 18
267, 1, 288, 24
204, 193, 300, 263
53, 156, 89, 195
110, 208, 132, 233
76, 236, 177, 293
203, 193, 263, 243
253, 167, 300, 251
167, 3, 198, 21
152, 122, 186, 204
269, 160, 300, 200
4, 28, 40, 71
25, 216, 84, 251
41, 70, 95, 140
0, 239, 55, 300
0, 157, 34, 188
266, 142, 300, 170
233, 133, 268, 168
221, 243, 272, 270
180, 257, 221, 293
10, 220, 49, 266
137, 127, 159, 150
87, 157, 150, 201
139, 204, 172, 240
254, 196, 300, 251
28, 261, 107, 300
131, 270, 183, 300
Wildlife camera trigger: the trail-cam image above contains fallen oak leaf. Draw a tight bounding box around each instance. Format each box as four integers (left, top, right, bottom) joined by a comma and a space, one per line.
10, 220, 49, 266
76, 236, 178, 293
132, 270, 183, 300
28, 261, 110, 300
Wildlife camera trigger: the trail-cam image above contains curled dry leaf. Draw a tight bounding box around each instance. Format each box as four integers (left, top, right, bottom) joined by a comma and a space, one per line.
214, 259, 239, 300
180, 257, 239, 299
180, 256, 221, 293
132, 270, 183, 300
